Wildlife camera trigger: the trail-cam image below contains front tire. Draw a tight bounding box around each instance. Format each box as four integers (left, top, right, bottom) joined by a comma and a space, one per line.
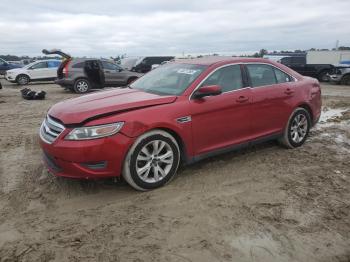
123, 130, 180, 191
279, 108, 311, 149
16, 75, 30, 85
73, 79, 90, 94
318, 70, 330, 82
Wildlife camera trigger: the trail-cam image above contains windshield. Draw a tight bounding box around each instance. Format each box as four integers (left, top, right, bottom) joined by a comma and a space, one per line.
130, 63, 207, 95
23, 61, 38, 69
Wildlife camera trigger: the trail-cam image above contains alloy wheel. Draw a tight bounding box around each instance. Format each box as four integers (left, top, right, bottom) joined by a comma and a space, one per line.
136, 140, 174, 183
290, 114, 308, 143
18, 76, 29, 85
76, 80, 89, 93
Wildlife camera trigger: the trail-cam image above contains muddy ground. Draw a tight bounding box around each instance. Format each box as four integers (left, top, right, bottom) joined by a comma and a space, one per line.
0, 79, 349, 262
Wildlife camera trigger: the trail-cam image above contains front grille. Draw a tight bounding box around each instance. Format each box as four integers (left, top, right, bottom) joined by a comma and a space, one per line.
40, 115, 65, 144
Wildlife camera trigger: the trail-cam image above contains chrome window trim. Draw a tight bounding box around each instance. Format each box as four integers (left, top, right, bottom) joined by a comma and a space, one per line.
189, 62, 298, 100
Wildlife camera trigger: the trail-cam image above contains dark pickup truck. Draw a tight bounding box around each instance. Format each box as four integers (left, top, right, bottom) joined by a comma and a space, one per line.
280, 56, 334, 82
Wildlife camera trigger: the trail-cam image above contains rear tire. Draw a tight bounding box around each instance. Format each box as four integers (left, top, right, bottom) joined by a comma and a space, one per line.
341, 75, 350, 85
123, 130, 180, 191
279, 108, 311, 149
73, 79, 90, 94
16, 75, 30, 85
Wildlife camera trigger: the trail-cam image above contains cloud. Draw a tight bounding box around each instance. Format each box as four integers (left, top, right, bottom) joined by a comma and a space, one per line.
0, 0, 349, 57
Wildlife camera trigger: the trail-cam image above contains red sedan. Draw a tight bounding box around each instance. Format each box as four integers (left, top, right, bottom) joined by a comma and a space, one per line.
39, 57, 321, 191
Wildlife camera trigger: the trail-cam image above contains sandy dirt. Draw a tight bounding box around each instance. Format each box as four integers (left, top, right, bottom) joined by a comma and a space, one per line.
0, 79, 349, 262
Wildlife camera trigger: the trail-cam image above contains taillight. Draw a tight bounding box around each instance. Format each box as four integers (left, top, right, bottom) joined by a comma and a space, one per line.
63, 60, 70, 77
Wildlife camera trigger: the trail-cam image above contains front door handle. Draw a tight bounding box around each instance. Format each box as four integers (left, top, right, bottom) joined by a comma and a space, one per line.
105, 70, 111, 73
236, 96, 249, 103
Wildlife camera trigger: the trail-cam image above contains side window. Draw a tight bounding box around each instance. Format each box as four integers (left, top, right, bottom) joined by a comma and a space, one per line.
47, 60, 60, 68
246, 64, 277, 87
30, 62, 48, 70
72, 62, 85, 68
102, 61, 118, 70
200, 65, 243, 92
274, 68, 292, 83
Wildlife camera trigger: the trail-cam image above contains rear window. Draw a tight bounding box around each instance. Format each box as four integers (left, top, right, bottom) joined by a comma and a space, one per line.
274, 68, 292, 83
246, 64, 277, 87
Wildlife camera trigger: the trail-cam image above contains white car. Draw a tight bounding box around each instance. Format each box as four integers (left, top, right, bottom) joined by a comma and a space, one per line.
5, 60, 61, 85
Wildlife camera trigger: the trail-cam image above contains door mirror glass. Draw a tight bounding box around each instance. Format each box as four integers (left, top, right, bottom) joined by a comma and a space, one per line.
193, 85, 222, 99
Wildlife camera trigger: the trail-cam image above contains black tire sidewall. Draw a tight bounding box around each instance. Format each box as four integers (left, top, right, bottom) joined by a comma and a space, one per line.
128, 134, 180, 190
318, 71, 329, 82
341, 75, 350, 85
74, 79, 90, 93
287, 108, 311, 148
17, 75, 29, 85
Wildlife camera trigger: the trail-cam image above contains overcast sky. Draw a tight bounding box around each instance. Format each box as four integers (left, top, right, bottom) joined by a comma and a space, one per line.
1, 0, 349, 57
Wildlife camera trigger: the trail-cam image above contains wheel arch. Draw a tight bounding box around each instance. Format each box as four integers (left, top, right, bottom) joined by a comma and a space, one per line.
16, 73, 30, 81
127, 76, 138, 84
123, 124, 189, 165
296, 103, 313, 123
156, 127, 189, 164
74, 77, 89, 84
341, 73, 350, 82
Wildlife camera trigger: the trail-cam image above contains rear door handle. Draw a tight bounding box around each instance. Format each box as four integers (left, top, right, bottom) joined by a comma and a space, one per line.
236, 96, 249, 103
284, 88, 294, 95
105, 70, 111, 73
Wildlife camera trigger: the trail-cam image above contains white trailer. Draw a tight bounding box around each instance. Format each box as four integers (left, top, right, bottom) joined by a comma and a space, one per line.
307, 51, 350, 64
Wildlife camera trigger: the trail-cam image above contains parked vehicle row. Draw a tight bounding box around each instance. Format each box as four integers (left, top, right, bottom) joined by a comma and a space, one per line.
279, 55, 334, 82
42, 49, 144, 93
39, 57, 321, 191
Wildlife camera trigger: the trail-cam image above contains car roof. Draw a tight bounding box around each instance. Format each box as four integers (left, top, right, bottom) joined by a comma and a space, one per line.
175, 56, 276, 66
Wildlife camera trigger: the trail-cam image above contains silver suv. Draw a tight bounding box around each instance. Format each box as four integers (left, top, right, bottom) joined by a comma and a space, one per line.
42, 49, 143, 93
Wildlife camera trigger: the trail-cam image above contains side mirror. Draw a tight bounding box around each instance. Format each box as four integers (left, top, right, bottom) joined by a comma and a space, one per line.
193, 85, 222, 99
118, 68, 123, 72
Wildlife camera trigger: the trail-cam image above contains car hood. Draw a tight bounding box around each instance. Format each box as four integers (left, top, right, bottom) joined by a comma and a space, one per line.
6, 67, 24, 73
48, 88, 177, 125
